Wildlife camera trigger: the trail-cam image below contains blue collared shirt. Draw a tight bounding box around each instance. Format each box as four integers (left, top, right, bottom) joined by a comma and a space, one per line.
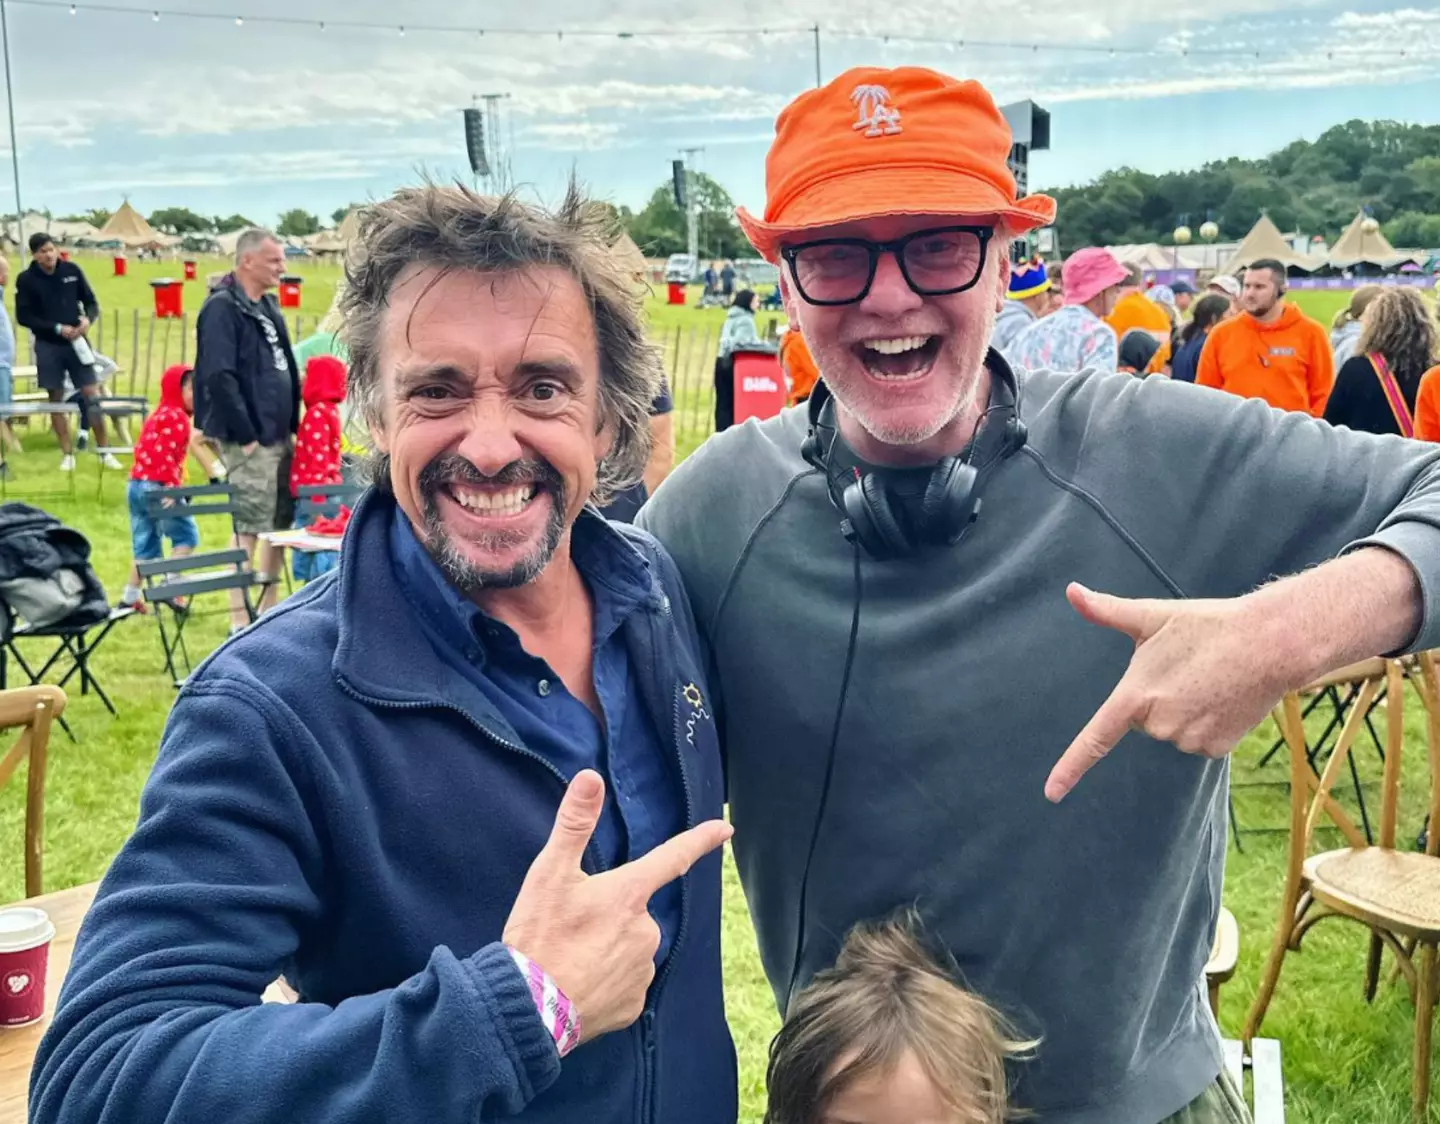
389, 505, 685, 963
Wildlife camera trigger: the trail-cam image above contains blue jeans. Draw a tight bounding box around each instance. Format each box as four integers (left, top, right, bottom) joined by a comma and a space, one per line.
291, 510, 339, 583
0, 365, 13, 407
127, 479, 200, 560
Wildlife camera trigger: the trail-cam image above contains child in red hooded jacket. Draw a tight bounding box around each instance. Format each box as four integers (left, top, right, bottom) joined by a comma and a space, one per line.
289, 355, 348, 582
121, 364, 221, 609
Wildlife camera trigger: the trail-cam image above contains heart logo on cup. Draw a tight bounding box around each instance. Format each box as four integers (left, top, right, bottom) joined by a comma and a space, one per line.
6, 972, 30, 995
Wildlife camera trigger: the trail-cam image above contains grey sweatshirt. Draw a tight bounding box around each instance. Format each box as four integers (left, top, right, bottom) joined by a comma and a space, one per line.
636, 364, 1440, 1124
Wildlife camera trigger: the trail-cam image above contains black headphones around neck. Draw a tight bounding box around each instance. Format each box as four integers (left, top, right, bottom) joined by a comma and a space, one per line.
799, 355, 1027, 560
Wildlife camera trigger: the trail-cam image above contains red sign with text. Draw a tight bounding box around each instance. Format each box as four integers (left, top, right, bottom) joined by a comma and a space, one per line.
732, 349, 787, 425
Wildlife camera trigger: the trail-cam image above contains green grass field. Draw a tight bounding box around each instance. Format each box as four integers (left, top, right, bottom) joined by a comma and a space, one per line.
0, 258, 1431, 1121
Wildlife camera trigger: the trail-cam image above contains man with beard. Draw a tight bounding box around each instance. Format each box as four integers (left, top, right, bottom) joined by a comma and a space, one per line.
32, 186, 735, 1124
1197, 258, 1334, 415
638, 66, 1440, 1122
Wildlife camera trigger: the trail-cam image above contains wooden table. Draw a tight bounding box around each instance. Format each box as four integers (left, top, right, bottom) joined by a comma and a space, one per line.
259, 528, 343, 554
0, 882, 292, 1123
0, 882, 96, 1124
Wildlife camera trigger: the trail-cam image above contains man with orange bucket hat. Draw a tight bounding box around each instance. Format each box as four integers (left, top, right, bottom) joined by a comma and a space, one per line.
640, 65, 1440, 1123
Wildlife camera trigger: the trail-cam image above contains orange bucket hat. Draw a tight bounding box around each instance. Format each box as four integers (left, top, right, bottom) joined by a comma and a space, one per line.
737, 66, 1057, 263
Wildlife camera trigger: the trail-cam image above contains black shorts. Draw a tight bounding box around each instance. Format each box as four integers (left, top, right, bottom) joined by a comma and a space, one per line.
34, 338, 97, 394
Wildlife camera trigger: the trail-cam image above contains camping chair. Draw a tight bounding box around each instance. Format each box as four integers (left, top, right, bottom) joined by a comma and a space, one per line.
0, 607, 134, 741
1237, 658, 1395, 846
1245, 654, 1440, 1121
0, 685, 65, 897
138, 549, 257, 688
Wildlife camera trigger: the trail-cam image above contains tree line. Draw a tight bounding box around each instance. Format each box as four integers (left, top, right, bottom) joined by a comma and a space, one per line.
1045, 119, 1440, 253
39, 116, 1439, 260
46, 206, 360, 239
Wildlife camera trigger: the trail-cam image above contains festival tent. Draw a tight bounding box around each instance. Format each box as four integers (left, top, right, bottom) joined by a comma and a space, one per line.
96, 202, 178, 250
1217, 213, 1324, 274
307, 208, 361, 256
1326, 211, 1422, 271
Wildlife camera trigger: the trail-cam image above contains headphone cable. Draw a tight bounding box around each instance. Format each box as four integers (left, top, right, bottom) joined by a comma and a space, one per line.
785, 538, 864, 1012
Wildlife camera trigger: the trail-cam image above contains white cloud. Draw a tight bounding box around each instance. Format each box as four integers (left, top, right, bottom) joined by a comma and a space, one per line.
0, 0, 1434, 212
1333, 7, 1440, 28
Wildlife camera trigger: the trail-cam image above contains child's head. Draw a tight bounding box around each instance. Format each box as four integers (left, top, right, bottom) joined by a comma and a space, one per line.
765, 911, 1035, 1124
161, 364, 195, 414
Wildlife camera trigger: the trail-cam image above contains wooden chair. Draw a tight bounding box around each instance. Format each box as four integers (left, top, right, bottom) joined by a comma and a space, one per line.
1206, 905, 1239, 1020
1206, 906, 1286, 1123
0, 686, 66, 897
1244, 653, 1440, 1121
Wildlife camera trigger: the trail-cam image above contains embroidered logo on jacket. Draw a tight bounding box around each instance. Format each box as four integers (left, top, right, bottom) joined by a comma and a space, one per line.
682, 682, 711, 748
851, 85, 903, 137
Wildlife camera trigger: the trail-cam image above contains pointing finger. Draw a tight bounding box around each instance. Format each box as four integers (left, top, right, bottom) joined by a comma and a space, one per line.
1046, 686, 1137, 803
624, 820, 734, 899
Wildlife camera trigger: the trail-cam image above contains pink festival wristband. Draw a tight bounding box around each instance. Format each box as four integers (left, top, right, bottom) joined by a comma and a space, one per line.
506, 946, 582, 1059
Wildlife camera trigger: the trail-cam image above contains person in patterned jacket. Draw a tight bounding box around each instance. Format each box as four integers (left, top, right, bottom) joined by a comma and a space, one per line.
288, 354, 348, 582
120, 364, 209, 609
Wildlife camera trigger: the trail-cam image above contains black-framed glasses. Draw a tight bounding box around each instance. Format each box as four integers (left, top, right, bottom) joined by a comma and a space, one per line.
780, 225, 993, 307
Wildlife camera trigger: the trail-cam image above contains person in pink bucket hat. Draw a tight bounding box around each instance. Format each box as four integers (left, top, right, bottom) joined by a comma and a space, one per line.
1009, 246, 1129, 374
639, 63, 1440, 1124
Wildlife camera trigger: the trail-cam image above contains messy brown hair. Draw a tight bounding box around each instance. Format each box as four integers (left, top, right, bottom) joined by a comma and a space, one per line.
764, 911, 1037, 1124
339, 180, 662, 506
1357, 287, 1439, 389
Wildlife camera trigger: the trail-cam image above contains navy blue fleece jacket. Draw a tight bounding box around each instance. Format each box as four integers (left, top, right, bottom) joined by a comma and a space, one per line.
29, 490, 735, 1124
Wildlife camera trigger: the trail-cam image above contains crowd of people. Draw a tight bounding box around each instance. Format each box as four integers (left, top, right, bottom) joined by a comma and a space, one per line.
23, 63, 1440, 1124
989, 240, 1440, 444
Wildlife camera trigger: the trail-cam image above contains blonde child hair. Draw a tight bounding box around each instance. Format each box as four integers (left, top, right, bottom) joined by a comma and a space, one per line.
765, 910, 1037, 1124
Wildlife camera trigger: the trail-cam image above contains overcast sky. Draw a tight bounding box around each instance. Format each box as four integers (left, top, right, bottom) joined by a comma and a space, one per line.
1, 0, 1437, 230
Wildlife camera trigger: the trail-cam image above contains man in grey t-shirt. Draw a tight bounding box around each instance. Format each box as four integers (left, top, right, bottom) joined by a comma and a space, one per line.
638, 66, 1440, 1124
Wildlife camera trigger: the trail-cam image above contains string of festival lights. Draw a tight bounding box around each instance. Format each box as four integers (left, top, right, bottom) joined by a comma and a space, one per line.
3, 0, 1433, 61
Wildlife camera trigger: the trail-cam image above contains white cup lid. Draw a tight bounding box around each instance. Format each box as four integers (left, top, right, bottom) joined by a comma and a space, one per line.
0, 907, 55, 953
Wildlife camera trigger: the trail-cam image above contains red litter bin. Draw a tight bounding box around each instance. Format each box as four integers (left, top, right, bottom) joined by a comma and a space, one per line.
151, 279, 183, 319
279, 274, 303, 309
732, 347, 787, 425
183, 260, 197, 281
667, 281, 686, 306
113, 254, 128, 277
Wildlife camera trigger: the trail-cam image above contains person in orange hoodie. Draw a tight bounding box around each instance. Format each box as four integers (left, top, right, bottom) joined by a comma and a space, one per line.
1105, 267, 1172, 374
288, 354, 348, 582
1196, 259, 1334, 415
779, 325, 820, 406
1414, 363, 1440, 441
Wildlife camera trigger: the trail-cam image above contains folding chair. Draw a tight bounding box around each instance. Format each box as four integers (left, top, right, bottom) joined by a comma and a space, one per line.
0, 607, 134, 741
295, 482, 365, 519
1236, 658, 1394, 846
0, 685, 65, 896
280, 483, 363, 592
138, 549, 257, 688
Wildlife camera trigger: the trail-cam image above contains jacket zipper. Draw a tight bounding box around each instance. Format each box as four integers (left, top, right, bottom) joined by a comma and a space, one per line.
635, 592, 698, 1122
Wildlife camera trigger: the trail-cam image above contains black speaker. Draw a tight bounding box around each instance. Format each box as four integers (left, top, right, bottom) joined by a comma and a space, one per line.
464, 109, 490, 177
672, 159, 687, 209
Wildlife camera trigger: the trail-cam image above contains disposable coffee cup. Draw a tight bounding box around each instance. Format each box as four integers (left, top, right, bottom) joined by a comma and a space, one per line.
0, 907, 56, 1027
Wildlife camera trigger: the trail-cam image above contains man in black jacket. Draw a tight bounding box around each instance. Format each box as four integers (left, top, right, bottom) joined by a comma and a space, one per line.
193, 228, 300, 627
14, 233, 119, 471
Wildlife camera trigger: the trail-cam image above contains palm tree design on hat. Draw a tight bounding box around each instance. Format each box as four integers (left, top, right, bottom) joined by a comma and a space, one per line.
850, 85, 902, 137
